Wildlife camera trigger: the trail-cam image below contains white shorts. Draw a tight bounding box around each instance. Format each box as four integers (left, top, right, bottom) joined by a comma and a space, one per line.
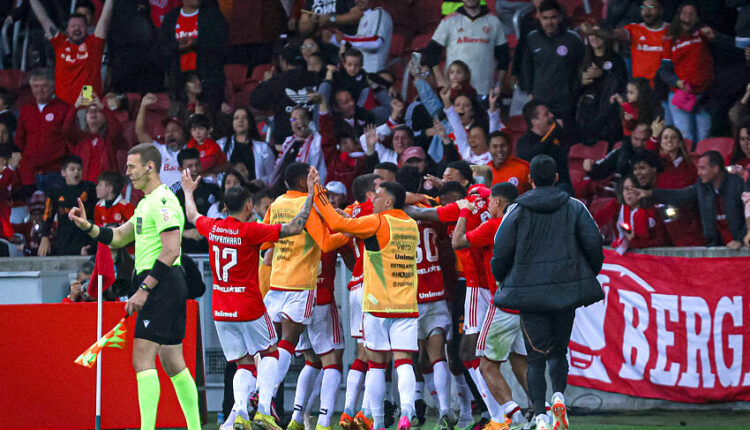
417, 300, 452, 340
264, 289, 316, 325
363, 313, 418, 352
475, 306, 526, 361
349, 286, 364, 338
297, 302, 345, 355
464, 287, 492, 335
215, 314, 278, 362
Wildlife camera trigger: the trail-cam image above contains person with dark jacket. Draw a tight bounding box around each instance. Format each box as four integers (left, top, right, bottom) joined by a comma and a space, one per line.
584, 122, 653, 180
519, 0, 584, 126
491, 154, 604, 430
637, 151, 748, 248
158, 0, 227, 116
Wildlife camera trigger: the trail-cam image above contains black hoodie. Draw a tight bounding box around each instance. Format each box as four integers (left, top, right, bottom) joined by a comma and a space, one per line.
491, 186, 604, 312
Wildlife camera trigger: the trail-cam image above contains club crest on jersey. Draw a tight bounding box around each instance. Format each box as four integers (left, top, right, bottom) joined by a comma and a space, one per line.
557, 45, 568, 56
45, 113, 55, 122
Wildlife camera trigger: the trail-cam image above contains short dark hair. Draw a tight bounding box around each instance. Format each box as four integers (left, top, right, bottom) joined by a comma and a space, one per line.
522, 100, 545, 129
177, 147, 200, 168
342, 48, 364, 61
253, 190, 273, 206
396, 166, 422, 193
353, 174, 377, 203
529, 155, 557, 186
441, 181, 467, 198
392, 125, 415, 143
489, 130, 511, 143
128, 143, 162, 171
284, 162, 310, 191
374, 162, 398, 175
468, 124, 488, 143
221, 170, 247, 190
224, 186, 252, 214
74, 0, 95, 15
66, 12, 89, 26
538, 0, 563, 13
186, 113, 211, 130
701, 150, 725, 168
631, 149, 663, 172
379, 182, 406, 209
291, 105, 311, 122
61, 154, 83, 170
97, 171, 124, 194
447, 161, 474, 184
491, 182, 519, 202
0, 86, 17, 108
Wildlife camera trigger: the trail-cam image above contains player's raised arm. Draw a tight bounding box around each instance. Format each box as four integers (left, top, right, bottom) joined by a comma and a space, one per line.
181, 169, 203, 225
314, 183, 380, 238
403, 204, 441, 222
280, 166, 317, 238
451, 199, 475, 250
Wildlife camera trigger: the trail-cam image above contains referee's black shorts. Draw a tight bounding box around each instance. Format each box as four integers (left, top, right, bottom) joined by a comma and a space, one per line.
133, 265, 188, 345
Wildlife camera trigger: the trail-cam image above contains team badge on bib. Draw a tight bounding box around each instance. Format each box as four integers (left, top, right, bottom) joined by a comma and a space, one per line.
557, 45, 568, 56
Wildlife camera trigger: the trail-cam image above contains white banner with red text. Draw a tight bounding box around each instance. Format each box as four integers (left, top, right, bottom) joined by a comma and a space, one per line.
567, 250, 750, 403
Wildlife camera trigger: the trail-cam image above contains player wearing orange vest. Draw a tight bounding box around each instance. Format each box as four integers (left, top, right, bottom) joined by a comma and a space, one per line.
262, 162, 348, 401
452, 182, 527, 430
314, 180, 419, 430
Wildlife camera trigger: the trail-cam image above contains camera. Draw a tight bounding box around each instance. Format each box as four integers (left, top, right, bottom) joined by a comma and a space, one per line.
79, 280, 89, 295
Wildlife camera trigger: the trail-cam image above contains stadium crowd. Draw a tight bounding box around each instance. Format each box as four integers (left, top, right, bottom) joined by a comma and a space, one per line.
1, 0, 750, 429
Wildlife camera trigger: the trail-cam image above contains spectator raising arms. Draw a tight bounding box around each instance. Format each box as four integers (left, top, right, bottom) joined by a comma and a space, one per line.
135, 93, 188, 188
27, 0, 114, 105
63, 92, 127, 183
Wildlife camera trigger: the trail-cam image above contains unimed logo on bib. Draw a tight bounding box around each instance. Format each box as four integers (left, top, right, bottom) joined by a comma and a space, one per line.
567, 252, 750, 403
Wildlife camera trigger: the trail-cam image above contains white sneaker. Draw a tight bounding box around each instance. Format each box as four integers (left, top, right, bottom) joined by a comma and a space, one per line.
550, 393, 568, 430
534, 414, 552, 430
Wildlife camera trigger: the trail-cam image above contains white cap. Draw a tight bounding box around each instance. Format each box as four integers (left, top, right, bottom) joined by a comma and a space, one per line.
325, 181, 347, 195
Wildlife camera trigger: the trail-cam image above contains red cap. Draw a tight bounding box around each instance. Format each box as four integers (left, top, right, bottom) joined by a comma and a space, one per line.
161, 116, 184, 129
402, 146, 426, 161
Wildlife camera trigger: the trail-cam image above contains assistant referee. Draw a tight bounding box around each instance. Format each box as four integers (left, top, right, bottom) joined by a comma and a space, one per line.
69, 143, 201, 430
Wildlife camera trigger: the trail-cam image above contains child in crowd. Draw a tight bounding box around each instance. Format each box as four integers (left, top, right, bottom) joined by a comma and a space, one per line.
185, 113, 227, 180
611, 77, 658, 137
612, 175, 668, 254
435, 60, 478, 101
93, 171, 133, 227
0, 145, 20, 240
39, 155, 96, 256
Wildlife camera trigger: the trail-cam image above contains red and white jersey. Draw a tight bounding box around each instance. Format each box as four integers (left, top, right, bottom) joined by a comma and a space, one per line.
625, 22, 667, 84
345, 199, 373, 290
661, 30, 714, 94
316, 250, 338, 305
93, 195, 134, 227
176, 9, 199, 72
196, 216, 281, 321
437, 190, 492, 289
416, 218, 445, 303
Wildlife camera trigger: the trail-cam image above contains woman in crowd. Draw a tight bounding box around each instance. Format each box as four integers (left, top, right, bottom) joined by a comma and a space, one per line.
730, 122, 750, 172
206, 170, 247, 219
217, 107, 275, 186
612, 175, 668, 252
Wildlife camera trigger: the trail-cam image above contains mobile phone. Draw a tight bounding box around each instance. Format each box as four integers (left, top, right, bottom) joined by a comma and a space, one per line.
619, 222, 632, 232
82, 85, 93, 102
412, 52, 422, 66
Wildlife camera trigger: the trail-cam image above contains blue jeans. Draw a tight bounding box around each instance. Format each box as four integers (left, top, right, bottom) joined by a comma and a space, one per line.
668, 92, 711, 147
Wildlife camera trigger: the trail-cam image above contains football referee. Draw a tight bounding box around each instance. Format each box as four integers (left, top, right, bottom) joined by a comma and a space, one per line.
69, 143, 200, 430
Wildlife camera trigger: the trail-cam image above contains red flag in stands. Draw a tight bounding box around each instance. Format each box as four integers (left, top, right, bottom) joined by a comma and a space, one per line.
90, 242, 115, 296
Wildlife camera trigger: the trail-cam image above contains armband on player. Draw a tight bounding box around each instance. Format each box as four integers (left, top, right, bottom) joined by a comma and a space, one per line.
150, 259, 171, 284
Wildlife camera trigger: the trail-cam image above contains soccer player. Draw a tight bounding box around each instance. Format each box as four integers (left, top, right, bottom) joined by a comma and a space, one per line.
398, 166, 454, 429
314, 180, 420, 430
452, 183, 528, 430
262, 162, 348, 399
68, 143, 199, 430
339, 174, 377, 430
405, 181, 502, 428
181, 167, 318, 430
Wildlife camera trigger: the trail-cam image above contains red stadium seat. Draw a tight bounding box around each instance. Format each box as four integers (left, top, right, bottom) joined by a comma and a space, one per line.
416, 0, 442, 35
612, 140, 622, 150
694, 137, 735, 165
232, 82, 257, 110
125, 92, 142, 119
121, 120, 138, 149
410, 34, 433, 52
569, 140, 608, 162
390, 33, 405, 58
112, 109, 129, 125
588, 196, 618, 241
250, 64, 273, 83
224, 64, 248, 92
0, 69, 25, 90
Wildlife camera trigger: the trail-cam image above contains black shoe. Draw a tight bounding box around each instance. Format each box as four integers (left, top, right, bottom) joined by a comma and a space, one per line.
414, 399, 427, 426
385, 400, 397, 428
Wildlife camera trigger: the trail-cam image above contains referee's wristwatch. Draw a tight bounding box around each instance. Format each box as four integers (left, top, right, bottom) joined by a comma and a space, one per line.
139, 282, 151, 293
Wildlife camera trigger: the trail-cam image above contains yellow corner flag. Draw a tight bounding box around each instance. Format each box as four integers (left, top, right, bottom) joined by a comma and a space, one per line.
74, 317, 127, 368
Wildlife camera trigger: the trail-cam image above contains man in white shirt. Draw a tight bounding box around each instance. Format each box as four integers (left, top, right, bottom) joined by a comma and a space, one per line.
134, 93, 187, 189
424, 0, 509, 96
339, 0, 393, 73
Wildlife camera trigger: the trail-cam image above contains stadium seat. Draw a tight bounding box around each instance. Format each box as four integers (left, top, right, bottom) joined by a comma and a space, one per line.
390, 33, 405, 58
224, 64, 248, 92
121, 120, 138, 149
15, 85, 33, 108
416, 0, 442, 35
232, 82, 257, 110
694, 137, 734, 164
410, 34, 433, 52
125, 92, 142, 119
0, 69, 25, 90
569, 140, 609, 162
250, 64, 273, 83
612, 140, 622, 150
588, 196, 618, 242
112, 109, 129, 125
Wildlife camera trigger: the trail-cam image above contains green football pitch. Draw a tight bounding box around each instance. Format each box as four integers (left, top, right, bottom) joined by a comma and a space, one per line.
194, 410, 748, 430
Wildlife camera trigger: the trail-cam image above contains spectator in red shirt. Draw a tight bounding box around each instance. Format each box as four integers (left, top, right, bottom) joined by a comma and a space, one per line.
612, 175, 669, 253
15, 68, 72, 193
63, 93, 127, 182
0, 147, 21, 240
93, 171, 133, 228
27, 0, 114, 105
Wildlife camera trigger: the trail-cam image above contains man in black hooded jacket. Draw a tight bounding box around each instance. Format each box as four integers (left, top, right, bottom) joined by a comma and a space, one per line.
491, 154, 604, 430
